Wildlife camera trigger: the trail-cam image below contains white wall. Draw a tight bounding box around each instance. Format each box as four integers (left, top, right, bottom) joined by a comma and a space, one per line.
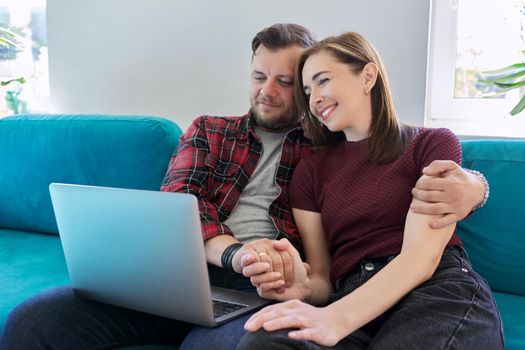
47, 0, 430, 131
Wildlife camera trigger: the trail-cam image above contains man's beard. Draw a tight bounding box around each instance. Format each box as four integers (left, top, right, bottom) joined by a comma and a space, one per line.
250, 103, 300, 131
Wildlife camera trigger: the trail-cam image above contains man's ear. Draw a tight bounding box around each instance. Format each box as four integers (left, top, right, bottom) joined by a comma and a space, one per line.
362, 62, 378, 94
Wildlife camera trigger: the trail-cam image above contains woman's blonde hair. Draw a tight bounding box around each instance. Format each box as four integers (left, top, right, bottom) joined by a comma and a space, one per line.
294, 32, 416, 163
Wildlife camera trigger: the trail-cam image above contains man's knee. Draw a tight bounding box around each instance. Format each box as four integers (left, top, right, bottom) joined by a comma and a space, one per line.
1, 287, 77, 348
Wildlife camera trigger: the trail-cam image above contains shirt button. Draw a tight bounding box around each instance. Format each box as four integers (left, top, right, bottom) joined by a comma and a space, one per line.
461, 267, 468, 273
364, 262, 374, 271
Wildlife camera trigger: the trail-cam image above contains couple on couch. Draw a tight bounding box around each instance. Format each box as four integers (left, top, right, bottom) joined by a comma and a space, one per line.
0, 23, 503, 350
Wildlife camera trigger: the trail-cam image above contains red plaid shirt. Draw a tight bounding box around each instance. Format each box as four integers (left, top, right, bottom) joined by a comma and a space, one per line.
161, 114, 312, 249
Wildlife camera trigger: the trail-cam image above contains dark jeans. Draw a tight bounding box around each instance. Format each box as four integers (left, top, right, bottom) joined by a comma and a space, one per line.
237, 247, 504, 350
0, 265, 253, 350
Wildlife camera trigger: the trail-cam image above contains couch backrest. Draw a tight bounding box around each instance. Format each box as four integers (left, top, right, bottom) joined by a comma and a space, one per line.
458, 140, 525, 296
0, 114, 182, 235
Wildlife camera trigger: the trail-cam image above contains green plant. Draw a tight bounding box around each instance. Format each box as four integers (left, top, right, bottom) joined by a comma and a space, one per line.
479, 59, 525, 116
0, 26, 23, 49
1, 24, 28, 114
479, 0, 525, 116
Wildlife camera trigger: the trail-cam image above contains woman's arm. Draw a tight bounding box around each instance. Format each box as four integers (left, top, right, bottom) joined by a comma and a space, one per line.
245, 181, 456, 345
293, 208, 333, 306
323, 184, 456, 336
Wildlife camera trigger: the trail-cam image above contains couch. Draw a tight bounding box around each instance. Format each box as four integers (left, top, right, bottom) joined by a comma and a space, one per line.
0, 115, 523, 349
0, 114, 182, 349
457, 140, 525, 350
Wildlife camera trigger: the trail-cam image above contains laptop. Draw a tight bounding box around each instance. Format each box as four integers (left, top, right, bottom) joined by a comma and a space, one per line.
49, 183, 270, 327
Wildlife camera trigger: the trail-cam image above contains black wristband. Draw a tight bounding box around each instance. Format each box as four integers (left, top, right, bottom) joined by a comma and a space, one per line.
220, 243, 243, 272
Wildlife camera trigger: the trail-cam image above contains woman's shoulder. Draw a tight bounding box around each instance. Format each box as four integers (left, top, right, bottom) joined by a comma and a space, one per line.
412, 127, 459, 145
408, 127, 461, 164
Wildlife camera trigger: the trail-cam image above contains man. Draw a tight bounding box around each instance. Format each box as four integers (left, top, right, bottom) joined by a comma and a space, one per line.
0, 23, 488, 350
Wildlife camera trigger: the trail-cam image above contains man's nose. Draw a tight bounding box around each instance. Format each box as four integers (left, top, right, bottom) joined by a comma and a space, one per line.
260, 79, 278, 98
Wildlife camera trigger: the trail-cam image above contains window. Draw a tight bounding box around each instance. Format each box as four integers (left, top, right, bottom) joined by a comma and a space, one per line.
0, 0, 48, 116
426, 0, 525, 137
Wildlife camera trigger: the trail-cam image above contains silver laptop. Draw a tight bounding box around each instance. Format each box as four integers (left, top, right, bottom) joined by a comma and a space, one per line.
49, 183, 270, 327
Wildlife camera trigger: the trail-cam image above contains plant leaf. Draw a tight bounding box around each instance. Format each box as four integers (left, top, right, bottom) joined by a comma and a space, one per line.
482, 63, 525, 75
480, 69, 525, 83
0, 77, 26, 86
510, 94, 525, 116
493, 79, 525, 89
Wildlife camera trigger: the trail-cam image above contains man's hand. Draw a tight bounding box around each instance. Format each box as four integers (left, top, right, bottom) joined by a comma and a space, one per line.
411, 160, 485, 229
251, 239, 311, 302
232, 238, 294, 293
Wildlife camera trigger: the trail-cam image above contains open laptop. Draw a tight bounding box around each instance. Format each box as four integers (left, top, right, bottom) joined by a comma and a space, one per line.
49, 183, 270, 327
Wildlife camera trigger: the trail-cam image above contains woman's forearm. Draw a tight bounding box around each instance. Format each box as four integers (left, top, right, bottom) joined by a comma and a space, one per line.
325, 248, 437, 334
303, 272, 333, 306
325, 208, 455, 338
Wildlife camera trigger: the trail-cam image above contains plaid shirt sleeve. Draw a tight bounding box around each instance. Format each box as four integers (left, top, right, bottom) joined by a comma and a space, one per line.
160, 117, 234, 240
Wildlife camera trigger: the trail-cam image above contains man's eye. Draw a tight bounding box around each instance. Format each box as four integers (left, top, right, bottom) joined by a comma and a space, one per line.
254, 76, 265, 82
280, 80, 293, 86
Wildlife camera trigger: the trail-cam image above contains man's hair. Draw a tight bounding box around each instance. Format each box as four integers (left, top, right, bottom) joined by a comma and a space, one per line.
251, 23, 315, 55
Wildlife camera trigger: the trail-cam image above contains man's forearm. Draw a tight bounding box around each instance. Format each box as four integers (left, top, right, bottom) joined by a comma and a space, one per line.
204, 234, 241, 268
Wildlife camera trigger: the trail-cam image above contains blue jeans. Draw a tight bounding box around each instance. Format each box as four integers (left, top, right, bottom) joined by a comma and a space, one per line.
0, 265, 253, 350
236, 247, 504, 350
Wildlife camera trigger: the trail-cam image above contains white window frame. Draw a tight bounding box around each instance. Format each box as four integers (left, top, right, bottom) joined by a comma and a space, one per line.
425, 0, 525, 138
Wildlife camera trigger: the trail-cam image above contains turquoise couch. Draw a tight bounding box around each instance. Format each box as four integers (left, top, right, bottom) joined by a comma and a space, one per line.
0, 115, 523, 348
457, 140, 525, 350
0, 114, 182, 349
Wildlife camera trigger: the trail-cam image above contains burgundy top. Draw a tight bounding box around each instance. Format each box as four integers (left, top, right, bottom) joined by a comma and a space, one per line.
289, 128, 463, 283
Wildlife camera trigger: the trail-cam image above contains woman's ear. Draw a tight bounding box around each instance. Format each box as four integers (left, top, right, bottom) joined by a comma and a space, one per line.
362, 62, 378, 94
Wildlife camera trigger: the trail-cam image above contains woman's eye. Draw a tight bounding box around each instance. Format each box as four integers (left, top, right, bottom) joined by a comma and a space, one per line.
319, 78, 329, 85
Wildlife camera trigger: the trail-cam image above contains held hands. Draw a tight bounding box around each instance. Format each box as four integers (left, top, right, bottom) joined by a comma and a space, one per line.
232, 238, 311, 300
244, 299, 347, 347
411, 160, 485, 229
231, 238, 294, 294
250, 239, 311, 301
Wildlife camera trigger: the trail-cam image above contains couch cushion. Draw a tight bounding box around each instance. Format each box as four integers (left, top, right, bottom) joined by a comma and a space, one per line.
0, 229, 69, 331
0, 115, 182, 235
493, 292, 525, 350
458, 140, 525, 296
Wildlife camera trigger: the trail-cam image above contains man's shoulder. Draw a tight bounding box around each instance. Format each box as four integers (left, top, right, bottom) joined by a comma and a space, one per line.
192, 114, 249, 130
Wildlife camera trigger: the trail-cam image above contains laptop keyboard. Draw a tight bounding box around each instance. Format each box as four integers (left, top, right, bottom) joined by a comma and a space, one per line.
212, 299, 249, 318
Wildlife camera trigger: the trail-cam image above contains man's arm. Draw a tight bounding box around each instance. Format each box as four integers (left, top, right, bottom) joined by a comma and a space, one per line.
410, 160, 488, 228
161, 117, 234, 240
161, 117, 294, 288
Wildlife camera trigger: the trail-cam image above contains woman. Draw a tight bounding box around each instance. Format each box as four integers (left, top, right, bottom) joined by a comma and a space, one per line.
236, 32, 503, 349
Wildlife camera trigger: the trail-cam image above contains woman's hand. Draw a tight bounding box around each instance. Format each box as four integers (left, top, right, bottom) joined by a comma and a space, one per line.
244, 299, 348, 347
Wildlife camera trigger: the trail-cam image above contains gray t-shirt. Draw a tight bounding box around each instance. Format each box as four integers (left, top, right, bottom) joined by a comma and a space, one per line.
224, 126, 288, 243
